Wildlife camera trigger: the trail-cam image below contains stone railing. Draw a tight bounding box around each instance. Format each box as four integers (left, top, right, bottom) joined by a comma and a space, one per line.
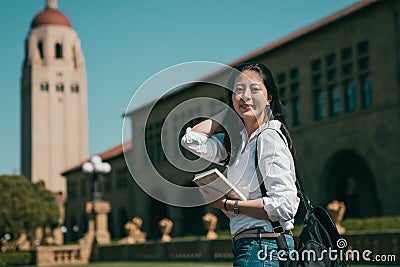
37, 245, 84, 266
94, 231, 400, 264
342, 231, 400, 264
93, 237, 233, 262
36, 233, 93, 266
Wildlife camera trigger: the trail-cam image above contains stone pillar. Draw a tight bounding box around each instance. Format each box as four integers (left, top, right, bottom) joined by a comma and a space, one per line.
34, 227, 44, 247
85, 202, 95, 236
52, 227, 63, 245
86, 201, 111, 244
53, 193, 66, 245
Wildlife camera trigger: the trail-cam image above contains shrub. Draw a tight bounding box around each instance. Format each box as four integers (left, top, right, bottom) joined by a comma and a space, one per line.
342, 215, 400, 231
0, 251, 32, 267
292, 215, 400, 236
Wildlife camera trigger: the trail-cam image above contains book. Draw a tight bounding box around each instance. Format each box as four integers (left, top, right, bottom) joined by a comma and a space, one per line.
193, 168, 247, 201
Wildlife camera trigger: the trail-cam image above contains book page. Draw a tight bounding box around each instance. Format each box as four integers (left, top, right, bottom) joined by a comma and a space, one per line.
193, 168, 247, 201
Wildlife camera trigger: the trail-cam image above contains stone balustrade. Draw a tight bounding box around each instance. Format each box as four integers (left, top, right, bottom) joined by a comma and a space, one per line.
37, 245, 85, 266
36, 233, 93, 266
94, 231, 400, 264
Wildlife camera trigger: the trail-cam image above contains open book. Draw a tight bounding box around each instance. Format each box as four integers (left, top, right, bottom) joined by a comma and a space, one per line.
193, 168, 247, 218
193, 168, 247, 201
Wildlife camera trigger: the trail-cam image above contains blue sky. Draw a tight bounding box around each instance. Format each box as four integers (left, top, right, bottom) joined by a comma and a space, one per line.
0, 0, 359, 175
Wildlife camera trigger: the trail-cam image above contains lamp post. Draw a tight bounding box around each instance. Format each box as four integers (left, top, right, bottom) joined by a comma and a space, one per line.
82, 155, 112, 244
82, 155, 111, 202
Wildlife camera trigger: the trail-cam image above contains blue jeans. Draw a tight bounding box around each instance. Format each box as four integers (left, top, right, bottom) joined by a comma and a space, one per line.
232, 234, 295, 267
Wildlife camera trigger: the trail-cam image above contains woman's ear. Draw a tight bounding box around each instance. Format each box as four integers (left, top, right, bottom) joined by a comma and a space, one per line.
267, 96, 272, 105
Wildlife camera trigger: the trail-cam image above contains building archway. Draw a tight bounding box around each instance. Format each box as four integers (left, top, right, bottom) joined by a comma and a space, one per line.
321, 150, 381, 218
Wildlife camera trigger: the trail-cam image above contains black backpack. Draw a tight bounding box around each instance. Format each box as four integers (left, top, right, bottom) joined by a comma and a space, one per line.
256, 129, 347, 267
291, 184, 347, 267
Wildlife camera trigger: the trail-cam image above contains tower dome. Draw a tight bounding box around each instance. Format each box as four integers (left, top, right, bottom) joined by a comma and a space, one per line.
31, 0, 72, 29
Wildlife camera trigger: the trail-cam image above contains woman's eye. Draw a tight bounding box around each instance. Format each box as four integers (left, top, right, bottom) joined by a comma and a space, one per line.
234, 87, 244, 93
250, 87, 261, 93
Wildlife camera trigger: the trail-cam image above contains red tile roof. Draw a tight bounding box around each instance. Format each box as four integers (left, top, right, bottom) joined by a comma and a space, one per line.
228, 0, 378, 65
125, 0, 379, 116
61, 141, 132, 176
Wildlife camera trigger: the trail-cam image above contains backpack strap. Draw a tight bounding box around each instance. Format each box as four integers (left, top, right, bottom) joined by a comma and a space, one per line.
255, 126, 288, 198
255, 128, 291, 255
255, 129, 285, 234
256, 128, 313, 212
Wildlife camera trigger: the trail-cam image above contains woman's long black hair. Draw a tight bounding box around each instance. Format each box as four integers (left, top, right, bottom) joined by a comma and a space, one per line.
222, 62, 295, 164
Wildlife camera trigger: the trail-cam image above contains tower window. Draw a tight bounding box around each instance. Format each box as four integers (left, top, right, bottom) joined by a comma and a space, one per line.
38, 40, 44, 59
40, 82, 49, 91
56, 83, 64, 92
55, 43, 63, 59
71, 84, 79, 93
72, 46, 77, 69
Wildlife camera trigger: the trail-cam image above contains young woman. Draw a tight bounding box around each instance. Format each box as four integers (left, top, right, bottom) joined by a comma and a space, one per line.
181, 62, 299, 266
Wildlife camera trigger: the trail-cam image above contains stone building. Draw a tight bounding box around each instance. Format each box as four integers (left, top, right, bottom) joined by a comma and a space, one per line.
21, 0, 88, 195
62, 142, 146, 241
64, 0, 400, 241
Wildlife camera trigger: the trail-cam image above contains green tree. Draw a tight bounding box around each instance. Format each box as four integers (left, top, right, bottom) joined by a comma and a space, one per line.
0, 175, 60, 250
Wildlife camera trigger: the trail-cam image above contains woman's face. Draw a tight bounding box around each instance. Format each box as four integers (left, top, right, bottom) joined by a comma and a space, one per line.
231, 70, 271, 123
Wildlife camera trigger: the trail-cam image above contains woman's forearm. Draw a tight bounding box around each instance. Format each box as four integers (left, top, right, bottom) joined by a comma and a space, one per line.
191, 109, 227, 136
225, 198, 269, 220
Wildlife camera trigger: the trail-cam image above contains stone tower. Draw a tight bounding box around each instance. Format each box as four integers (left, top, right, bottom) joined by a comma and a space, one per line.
21, 0, 88, 195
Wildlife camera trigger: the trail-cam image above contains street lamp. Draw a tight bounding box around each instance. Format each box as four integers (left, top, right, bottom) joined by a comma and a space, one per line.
82, 155, 111, 202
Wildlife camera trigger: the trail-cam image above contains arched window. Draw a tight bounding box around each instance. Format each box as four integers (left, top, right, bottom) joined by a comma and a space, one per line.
55, 43, 63, 59
72, 46, 77, 68
56, 83, 64, 92
38, 40, 44, 59
71, 84, 79, 93
40, 82, 49, 91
